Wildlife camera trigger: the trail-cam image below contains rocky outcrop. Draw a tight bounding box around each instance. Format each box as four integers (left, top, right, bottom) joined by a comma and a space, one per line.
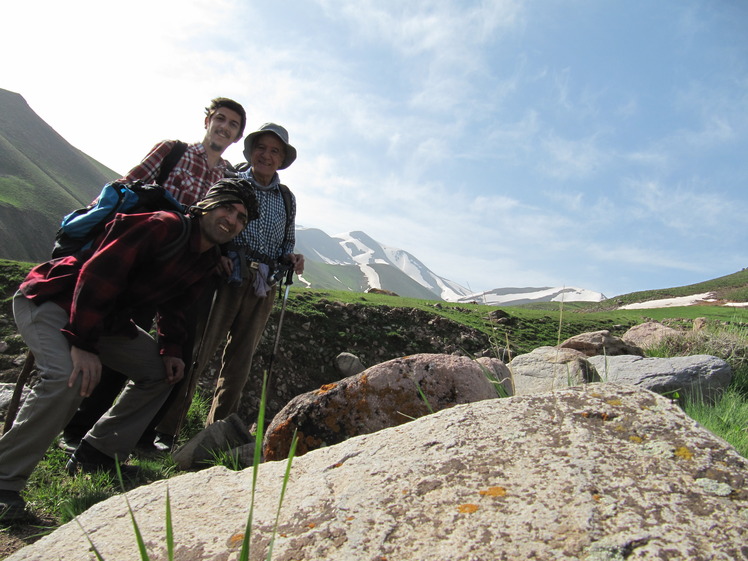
588, 354, 732, 404
559, 329, 644, 357
9, 384, 748, 560
263, 353, 503, 461
508, 346, 599, 395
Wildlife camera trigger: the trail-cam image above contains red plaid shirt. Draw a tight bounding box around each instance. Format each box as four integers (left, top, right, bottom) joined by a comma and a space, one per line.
20, 212, 219, 358
122, 141, 228, 206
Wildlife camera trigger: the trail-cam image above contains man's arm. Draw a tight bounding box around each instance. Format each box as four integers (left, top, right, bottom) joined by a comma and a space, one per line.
62, 213, 176, 352
121, 141, 176, 184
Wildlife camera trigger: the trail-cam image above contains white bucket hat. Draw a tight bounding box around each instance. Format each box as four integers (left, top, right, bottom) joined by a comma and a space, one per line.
242, 122, 297, 169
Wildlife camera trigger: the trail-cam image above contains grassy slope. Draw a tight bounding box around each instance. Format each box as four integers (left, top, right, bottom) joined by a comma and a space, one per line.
0, 89, 119, 263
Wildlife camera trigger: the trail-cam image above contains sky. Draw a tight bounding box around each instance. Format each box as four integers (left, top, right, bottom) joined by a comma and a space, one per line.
2, 0, 747, 298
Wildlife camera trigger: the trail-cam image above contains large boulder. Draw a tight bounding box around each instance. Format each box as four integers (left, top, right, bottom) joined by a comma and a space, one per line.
588, 354, 732, 403
9, 384, 748, 560
622, 321, 681, 350
559, 329, 644, 357
509, 346, 599, 395
263, 353, 503, 461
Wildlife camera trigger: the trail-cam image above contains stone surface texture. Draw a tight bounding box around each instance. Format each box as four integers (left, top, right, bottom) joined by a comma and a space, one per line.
8, 384, 748, 561
263, 353, 502, 460
588, 354, 732, 403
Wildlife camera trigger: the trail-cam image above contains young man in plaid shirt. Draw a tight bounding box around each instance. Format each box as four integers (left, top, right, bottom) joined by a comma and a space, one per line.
0, 179, 257, 522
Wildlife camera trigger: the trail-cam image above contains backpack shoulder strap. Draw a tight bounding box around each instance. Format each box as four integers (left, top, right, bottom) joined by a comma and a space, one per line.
278, 183, 294, 251
156, 141, 188, 186
155, 213, 192, 262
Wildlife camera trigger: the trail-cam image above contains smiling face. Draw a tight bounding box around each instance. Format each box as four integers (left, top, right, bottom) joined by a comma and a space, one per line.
249, 133, 286, 185
198, 202, 248, 250
203, 107, 243, 153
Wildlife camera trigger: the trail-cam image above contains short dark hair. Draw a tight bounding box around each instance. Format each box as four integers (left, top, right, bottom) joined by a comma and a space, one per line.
205, 97, 247, 139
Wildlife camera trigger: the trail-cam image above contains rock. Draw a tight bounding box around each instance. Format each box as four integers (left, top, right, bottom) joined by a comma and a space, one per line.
588, 354, 732, 404
9, 384, 748, 560
263, 353, 502, 461
486, 308, 509, 321
622, 321, 681, 350
171, 413, 253, 470
334, 352, 365, 377
365, 288, 399, 296
559, 330, 644, 357
0, 382, 29, 426
509, 346, 599, 395
693, 317, 708, 331
475, 356, 514, 397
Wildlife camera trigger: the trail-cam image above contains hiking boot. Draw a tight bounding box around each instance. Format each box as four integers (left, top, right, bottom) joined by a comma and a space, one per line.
66, 440, 140, 479
134, 431, 175, 457
0, 489, 27, 523
153, 432, 176, 453
57, 432, 82, 455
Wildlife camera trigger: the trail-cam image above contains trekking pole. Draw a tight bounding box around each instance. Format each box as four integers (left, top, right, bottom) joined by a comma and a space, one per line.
4, 350, 35, 434
266, 266, 294, 383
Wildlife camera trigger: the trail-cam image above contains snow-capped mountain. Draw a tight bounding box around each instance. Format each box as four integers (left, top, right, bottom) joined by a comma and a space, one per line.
294, 227, 606, 304
295, 228, 472, 301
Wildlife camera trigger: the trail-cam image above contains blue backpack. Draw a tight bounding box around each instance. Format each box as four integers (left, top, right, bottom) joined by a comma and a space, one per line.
52, 180, 189, 259
51, 141, 190, 259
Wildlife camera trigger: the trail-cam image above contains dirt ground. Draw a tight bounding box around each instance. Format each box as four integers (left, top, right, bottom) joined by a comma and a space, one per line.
1, 513, 57, 559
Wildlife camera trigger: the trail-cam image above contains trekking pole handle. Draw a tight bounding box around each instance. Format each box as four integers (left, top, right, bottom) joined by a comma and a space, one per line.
284, 266, 294, 286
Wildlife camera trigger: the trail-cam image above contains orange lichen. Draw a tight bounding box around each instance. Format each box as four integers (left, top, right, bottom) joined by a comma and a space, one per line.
674, 446, 693, 460
479, 486, 507, 497
228, 533, 245, 547
318, 383, 338, 394
592, 494, 602, 501
458, 503, 480, 513
308, 522, 316, 529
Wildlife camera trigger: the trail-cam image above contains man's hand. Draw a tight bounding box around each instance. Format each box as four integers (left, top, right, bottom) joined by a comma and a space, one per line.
287, 253, 305, 275
218, 255, 233, 277
69, 346, 102, 397
163, 356, 185, 385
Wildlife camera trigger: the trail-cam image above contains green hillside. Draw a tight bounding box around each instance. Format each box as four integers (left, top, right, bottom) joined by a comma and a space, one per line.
0, 88, 119, 262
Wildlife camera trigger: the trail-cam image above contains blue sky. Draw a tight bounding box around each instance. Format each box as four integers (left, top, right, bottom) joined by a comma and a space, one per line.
2, 0, 747, 298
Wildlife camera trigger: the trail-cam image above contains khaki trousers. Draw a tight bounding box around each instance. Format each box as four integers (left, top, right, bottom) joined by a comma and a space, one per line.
0, 294, 172, 491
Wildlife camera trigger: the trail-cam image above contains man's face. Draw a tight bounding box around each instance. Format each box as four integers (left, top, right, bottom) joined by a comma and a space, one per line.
203, 107, 243, 153
250, 133, 286, 184
199, 202, 248, 246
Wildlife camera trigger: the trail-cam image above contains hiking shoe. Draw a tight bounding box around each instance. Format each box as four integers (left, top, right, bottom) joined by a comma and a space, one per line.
0, 489, 27, 523
66, 441, 140, 479
57, 432, 82, 455
134, 431, 174, 457
153, 432, 175, 453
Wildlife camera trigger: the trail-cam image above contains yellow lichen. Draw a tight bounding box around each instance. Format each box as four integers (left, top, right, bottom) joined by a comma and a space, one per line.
674, 446, 693, 460
606, 399, 622, 406
629, 435, 643, 444
479, 486, 507, 497
317, 383, 337, 394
